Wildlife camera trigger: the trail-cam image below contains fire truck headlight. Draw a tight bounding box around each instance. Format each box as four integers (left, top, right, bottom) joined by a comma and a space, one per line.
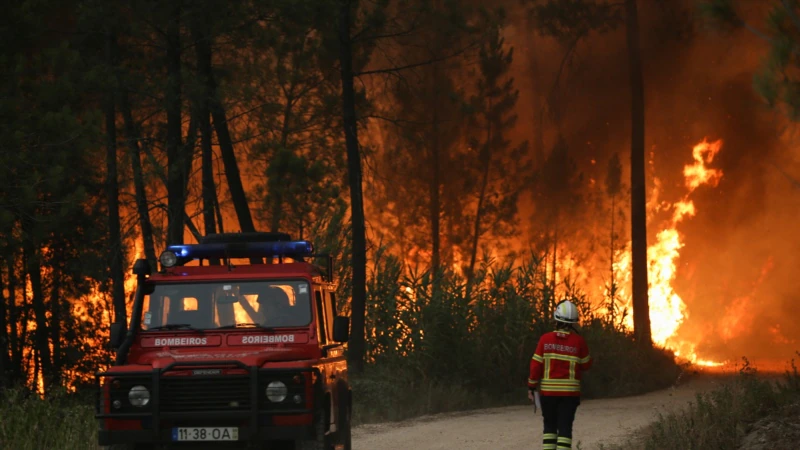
266, 381, 288, 402
160, 250, 178, 268
128, 385, 150, 407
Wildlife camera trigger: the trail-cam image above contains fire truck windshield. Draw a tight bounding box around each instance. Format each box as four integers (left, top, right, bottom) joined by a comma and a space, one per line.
140, 280, 312, 331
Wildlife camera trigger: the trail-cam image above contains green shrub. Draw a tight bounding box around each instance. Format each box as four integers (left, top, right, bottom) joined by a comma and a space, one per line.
581, 320, 683, 398
0, 388, 96, 450
354, 251, 682, 423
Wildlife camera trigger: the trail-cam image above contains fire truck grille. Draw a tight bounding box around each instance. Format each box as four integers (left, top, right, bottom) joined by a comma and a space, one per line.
160, 375, 251, 412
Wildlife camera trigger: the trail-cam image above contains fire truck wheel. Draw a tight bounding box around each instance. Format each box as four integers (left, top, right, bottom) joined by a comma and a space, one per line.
104, 445, 153, 450
338, 399, 352, 450
296, 412, 333, 450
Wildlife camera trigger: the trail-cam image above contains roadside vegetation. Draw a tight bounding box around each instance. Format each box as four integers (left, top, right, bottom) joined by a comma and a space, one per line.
605, 356, 800, 450
0, 254, 681, 448
0, 389, 95, 450
351, 254, 681, 424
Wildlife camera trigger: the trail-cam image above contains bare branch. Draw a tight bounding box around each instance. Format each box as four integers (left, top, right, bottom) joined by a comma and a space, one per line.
355, 46, 473, 77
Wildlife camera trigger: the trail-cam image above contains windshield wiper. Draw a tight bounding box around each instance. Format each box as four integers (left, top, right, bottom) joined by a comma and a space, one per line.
146, 324, 204, 333
216, 323, 271, 330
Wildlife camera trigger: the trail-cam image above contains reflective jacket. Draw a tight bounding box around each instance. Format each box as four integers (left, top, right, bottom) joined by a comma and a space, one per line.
528, 328, 592, 396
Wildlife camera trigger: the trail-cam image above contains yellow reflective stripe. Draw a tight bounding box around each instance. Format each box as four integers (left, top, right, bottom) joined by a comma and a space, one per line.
569, 361, 575, 380
544, 353, 581, 362
579, 355, 591, 364
532, 354, 544, 362
540, 378, 580, 384
553, 329, 571, 334
527, 378, 539, 385
557, 437, 573, 443
540, 386, 581, 392
540, 383, 580, 388
541, 382, 580, 389
543, 433, 557, 439
543, 445, 557, 450
544, 357, 551, 379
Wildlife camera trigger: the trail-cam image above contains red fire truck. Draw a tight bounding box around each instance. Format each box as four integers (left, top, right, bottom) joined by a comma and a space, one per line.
96, 232, 351, 450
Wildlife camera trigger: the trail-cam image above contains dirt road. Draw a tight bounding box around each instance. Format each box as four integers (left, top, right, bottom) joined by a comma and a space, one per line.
353, 375, 726, 450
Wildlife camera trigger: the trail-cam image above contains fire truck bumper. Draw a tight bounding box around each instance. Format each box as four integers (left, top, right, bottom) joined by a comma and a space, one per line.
96, 363, 323, 447
98, 423, 315, 446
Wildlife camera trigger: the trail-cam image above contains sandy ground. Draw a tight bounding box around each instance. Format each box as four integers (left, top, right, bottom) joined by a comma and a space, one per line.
352, 374, 729, 450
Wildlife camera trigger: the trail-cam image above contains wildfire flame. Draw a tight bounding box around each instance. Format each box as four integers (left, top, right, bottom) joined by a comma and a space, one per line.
612, 139, 725, 366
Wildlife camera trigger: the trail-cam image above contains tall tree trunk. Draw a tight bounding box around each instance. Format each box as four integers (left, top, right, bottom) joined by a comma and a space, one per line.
338, 0, 367, 374
468, 155, 490, 280
429, 81, 441, 276
468, 102, 493, 280
6, 249, 21, 384
626, 0, 651, 344
194, 12, 220, 262
609, 194, 617, 325
209, 99, 255, 233
120, 89, 157, 268
23, 243, 52, 394
106, 31, 127, 326
166, 3, 186, 246
270, 101, 295, 233
207, 71, 255, 234
17, 252, 29, 382
49, 274, 61, 387
0, 262, 8, 388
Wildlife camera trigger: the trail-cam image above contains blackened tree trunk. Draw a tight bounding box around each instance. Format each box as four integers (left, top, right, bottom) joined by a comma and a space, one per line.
0, 264, 8, 388
338, 0, 367, 373
429, 91, 441, 276
270, 100, 295, 233
468, 153, 490, 280
106, 31, 127, 325
194, 13, 220, 264
166, 3, 186, 246
24, 244, 52, 394
120, 89, 157, 268
468, 103, 492, 281
48, 273, 61, 387
625, 0, 651, 344
5, 249, 21, 384
210, 96, 255, 233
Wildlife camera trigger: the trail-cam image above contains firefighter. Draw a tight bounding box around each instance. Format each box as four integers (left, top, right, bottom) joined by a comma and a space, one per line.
527, 300, 592, 450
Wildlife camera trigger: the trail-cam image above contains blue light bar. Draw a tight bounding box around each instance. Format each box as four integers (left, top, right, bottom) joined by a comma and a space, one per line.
164, 240, 314, 265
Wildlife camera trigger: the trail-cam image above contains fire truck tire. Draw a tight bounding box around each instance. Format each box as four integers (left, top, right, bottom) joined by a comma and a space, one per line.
338, 396, 352, 450
103, 445, 153, 450
296, 412, 333, 450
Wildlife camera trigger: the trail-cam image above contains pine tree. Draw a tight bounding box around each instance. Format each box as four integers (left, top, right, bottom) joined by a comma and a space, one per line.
465, 11, 530, 280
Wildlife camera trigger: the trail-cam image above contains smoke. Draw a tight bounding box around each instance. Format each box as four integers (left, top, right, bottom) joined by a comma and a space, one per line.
501, 1, 799, 364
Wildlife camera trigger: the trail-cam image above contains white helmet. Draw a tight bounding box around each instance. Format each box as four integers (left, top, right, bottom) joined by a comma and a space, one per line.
554, 300, 579, 324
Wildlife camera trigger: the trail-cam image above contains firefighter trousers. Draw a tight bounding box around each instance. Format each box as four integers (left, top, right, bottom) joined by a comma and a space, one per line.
541, 395, 580, 450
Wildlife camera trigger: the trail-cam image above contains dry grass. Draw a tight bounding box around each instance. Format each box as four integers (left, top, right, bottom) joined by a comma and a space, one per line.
603, 357, 800, 450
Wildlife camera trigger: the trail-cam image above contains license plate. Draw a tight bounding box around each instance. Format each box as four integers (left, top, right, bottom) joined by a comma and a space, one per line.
172, 427, 238, 441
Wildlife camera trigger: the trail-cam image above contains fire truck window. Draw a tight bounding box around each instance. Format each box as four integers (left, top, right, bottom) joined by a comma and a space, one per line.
143, 281, 311, 330
315, 290, 327, 345
183, 297, 198, 311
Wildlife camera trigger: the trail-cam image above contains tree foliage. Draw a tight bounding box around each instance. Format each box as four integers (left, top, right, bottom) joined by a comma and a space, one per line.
700, 0, 800, 121
0, 0, 659, 397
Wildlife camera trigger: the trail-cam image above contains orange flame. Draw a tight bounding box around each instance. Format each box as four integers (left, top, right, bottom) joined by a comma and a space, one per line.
611, 139, 725, 366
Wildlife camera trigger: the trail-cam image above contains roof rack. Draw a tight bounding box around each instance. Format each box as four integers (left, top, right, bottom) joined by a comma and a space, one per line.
200, 232, 292, 245
158, 232, 335, 282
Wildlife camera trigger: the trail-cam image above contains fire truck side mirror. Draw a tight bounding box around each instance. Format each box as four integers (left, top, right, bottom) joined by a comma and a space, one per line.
110, 322, 126, 349
333, 316, 350, 343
